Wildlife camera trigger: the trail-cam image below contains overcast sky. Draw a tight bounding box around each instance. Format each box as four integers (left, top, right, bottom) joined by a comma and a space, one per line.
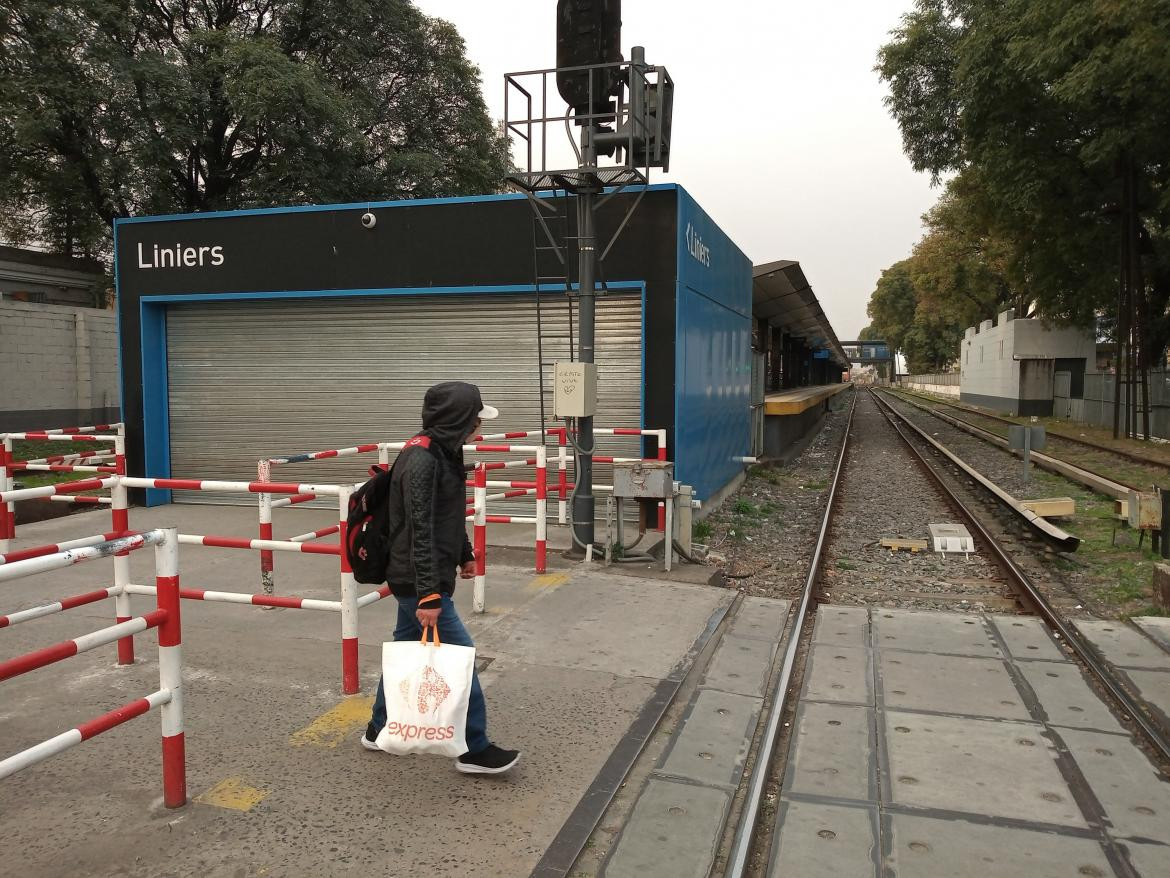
413, 0, 938, 340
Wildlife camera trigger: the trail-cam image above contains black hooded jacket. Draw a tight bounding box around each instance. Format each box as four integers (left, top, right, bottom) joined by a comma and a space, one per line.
384, 382, 480, 600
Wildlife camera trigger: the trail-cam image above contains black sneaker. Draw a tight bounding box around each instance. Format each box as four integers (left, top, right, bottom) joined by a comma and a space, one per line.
456, 744, 520, 775
360, 723, 381, 752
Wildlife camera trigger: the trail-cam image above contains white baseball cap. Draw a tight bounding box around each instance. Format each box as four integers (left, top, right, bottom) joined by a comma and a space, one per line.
479, 404, 499, 420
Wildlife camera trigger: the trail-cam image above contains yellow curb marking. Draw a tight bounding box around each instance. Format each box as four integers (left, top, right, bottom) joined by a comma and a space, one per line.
195, 776, 268, 812
527, 573, 570, 590
289, 695, 374, 748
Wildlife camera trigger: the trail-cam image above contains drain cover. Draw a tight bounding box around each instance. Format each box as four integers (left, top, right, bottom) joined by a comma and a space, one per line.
929, 523, 975, 555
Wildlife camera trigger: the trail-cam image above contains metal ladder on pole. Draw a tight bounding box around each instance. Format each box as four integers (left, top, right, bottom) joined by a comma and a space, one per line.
532, 191, 578, 437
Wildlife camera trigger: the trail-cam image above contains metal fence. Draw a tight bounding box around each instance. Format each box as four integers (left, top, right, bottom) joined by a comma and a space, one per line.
1060, 370, 1170, 439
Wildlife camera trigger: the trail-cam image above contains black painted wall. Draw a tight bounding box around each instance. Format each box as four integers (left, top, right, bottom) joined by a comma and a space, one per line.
114, 189, 680, 477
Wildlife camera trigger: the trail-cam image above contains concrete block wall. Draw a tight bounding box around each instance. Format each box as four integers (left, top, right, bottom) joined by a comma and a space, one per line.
0, 300, 120, 431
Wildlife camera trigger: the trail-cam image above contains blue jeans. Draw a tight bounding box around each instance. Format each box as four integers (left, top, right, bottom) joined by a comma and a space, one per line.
369, 593, 490, 755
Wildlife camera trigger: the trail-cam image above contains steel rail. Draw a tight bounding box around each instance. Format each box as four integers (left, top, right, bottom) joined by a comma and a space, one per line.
893, 387, 1170, 473
725, 388, 858, 878
870, 389, 1170, 764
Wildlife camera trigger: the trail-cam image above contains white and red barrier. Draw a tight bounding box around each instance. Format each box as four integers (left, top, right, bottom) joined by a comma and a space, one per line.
0, 527, 186, 808
0, 473, 374, 694
1, 424, 125, 554
258, 438, 551, 591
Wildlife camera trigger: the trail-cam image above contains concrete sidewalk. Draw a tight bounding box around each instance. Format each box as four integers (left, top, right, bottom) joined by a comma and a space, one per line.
0, 505, 731, 877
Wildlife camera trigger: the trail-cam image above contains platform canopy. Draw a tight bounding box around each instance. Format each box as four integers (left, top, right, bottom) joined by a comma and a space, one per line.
752, 260, 849, 370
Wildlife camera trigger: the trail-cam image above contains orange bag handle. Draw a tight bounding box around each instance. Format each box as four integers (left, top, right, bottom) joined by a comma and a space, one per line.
421, 625, 442, 647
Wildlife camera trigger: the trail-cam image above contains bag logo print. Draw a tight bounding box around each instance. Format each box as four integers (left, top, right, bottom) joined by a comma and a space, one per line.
399, 665, 452, 715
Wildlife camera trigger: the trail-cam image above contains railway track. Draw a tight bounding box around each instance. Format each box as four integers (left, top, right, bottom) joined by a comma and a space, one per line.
889, 387, 1170, 494
727, 386, 1170, 878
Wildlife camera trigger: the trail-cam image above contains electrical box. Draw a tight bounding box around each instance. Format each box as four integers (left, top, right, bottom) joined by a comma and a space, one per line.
929, 523, 975, 555
1128, 490, 1162, 531
613, 461, 675, 499
554, 361, 597, 418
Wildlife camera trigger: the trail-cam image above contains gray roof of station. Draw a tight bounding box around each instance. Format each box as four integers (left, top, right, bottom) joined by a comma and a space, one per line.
752, 260, 850, 368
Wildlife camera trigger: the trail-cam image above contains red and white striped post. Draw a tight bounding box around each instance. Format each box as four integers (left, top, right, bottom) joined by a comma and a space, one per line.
473, 464, 487, 613
0, 436, 13, 553
154, 527, 186, 808
337, 485, 359, 695
257, 460, 274, 596
111, 439, 134, 664
557, 429, 568, 525
657, 429, 668, 531
535, 446, 547, 574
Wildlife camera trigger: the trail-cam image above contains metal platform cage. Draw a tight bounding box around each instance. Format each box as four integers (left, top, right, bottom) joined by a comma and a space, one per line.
503, 56, 673, 194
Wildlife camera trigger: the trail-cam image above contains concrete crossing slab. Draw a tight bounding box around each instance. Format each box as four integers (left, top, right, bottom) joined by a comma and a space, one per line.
727, 596, 790, 642
1125, 840, 1170, 877
878, 651, 1030, 720
603, 778, 729, 878
1014, 660, 1127, 734
1057, 727, 1170, 845
1073, 620, 1170, 670
811, 606, 869, 648
700, 633, 776, 697
1132, 617, 1170, 654
658, 689, 761, 788
803, 643, 872, 705
1118, 668, 1170, 725
784, 702, 874, 801
887, 813, 1113, 878
768, 800, 877, 878
882, 710, 1087, 827
989, 615, 1068, 662
872, 609, 1002, 657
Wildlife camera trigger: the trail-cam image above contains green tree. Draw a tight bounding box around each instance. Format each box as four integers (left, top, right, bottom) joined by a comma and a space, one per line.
877, 0, 1170, 350
909, 173, 1024, 328
0, 0, 510, 258
865, 259, 917, 360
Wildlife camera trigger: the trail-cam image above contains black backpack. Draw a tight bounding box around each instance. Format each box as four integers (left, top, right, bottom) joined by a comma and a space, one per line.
345, 435, 436, 584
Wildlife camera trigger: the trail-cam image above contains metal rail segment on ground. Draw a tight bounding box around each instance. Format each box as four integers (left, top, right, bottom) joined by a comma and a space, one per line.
869, 389, 1170, 766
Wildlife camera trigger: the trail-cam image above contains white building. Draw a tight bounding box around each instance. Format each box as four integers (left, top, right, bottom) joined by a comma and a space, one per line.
959, 310, 1096, 416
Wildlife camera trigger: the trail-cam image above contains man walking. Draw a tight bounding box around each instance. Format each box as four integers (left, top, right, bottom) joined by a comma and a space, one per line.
362, 381, 520, 775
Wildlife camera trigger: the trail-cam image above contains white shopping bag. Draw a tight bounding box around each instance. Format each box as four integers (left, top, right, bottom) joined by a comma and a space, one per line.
375, 626, 474, 756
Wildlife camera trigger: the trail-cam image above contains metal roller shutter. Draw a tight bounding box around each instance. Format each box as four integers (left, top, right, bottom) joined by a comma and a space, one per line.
165, 292, 643, 515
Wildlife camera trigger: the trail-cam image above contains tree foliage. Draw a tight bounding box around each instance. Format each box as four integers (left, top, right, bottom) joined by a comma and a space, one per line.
866, 258, 961, 374
877, 0, 1170, 353
0, 0, 510, 257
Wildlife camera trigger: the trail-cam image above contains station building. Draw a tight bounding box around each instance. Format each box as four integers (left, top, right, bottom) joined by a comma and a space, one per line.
959, 309, 1096, 416
114, 185, 763, 509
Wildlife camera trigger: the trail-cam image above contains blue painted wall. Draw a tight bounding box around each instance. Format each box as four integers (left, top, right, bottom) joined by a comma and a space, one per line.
674, 188, 753, 501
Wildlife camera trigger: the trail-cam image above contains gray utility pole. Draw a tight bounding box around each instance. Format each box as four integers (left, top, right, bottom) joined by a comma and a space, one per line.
504, 31, 674, 554
573, 127, 599, 549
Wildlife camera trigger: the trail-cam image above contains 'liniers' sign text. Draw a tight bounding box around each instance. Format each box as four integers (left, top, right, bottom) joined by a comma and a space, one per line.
685, 222, 711, 268
137, 243, 224, 269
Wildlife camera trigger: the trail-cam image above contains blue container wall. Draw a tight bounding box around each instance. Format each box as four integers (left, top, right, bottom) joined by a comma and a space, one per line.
674, 189, 753, 501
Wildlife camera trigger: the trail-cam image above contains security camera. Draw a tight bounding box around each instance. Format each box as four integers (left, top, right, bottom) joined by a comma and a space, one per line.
361, 212, 377, 229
